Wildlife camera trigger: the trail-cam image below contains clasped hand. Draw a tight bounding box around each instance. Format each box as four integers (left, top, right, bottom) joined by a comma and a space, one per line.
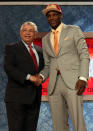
75, 79, 87, 95
29, 74, 43, 86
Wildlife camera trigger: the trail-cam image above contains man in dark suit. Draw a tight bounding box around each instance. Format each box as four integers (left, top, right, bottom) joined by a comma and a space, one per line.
4, 21, 44, 131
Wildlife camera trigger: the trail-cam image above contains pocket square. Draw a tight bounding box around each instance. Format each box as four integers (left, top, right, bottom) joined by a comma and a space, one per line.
64, 37, 69, 40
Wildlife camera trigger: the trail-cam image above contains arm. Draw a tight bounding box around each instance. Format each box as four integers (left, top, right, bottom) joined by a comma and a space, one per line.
4, 44, 27, 85
74, 26, 90, 95
29, 37, 50, 86
39, 37, 50, 80
74, 26, 90, 79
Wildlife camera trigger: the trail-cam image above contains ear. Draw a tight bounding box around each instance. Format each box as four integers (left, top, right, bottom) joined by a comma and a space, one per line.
34, 31, 38, 39
59, 13, 63, 19
20, 31, 22, 37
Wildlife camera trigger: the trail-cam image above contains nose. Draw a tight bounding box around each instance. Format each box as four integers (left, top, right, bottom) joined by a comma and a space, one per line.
26, 30, 31, 34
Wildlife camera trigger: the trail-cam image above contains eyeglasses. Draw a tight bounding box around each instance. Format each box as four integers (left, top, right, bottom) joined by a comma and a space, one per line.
21, 29, 36, 33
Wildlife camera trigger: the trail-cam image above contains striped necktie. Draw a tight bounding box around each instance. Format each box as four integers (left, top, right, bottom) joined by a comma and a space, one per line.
28, 44, 38, 71
53, 30, 58, 55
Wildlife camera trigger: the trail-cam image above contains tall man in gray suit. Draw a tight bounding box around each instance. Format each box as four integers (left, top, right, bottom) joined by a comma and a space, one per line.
31, 4, 90, 131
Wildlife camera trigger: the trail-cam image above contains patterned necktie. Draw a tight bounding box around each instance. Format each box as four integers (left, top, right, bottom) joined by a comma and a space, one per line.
53, 30, 58, 55
28, 44, 38, 71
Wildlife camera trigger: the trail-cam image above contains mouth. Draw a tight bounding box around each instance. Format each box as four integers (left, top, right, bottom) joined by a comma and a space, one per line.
49, 21, 56, 25
50, 20, 56, 24
25, 36, 31, 38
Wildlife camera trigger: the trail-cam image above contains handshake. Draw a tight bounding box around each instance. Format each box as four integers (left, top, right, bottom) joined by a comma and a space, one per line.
29, 74, 43, 86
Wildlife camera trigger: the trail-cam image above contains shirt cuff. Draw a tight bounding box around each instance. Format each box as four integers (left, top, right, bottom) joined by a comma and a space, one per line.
40, 74, 44, 81
79, 76, 87, 82
26, 74, 31, 80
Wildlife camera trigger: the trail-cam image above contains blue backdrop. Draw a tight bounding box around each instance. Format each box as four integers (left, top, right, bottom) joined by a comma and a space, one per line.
0, 5, 93, 131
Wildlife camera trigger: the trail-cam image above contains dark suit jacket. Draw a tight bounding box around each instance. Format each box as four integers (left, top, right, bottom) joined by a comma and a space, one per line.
4, 40, 44, 104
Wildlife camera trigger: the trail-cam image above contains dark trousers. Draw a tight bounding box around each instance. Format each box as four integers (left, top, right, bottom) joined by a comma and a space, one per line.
5, 101, 41, 131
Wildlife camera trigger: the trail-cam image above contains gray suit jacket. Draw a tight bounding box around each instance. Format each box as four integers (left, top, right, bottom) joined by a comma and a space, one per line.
40, 23, 90, 95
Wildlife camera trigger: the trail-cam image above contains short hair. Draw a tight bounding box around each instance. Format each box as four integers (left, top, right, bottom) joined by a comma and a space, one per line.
20, 21, 38, 32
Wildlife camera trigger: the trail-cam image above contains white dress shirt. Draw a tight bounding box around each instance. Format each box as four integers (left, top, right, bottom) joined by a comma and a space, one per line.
22, 40, 39, 80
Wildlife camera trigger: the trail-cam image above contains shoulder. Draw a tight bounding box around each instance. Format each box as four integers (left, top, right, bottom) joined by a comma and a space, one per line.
34, 44, 43, 53
6, 41, 22, 47
42, 32, 50, 48
64, 24, 82, 31
63, 24, 84, 38
42, 32, 50, 40
5, 41, 21, 51
5, 41, 19, 48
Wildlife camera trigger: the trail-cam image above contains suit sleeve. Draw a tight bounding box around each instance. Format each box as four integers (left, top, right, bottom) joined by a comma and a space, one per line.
74, 26, 90, 79
40, 38, 50, 81
4, 44, 27, 85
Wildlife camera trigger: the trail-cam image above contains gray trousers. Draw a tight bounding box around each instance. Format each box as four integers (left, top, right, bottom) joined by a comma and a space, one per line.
49, 75, 87, 131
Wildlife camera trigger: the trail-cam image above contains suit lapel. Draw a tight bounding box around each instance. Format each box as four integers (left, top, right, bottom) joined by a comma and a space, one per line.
33, 44, 44, 71
58, 24, 67, 55
34, 45, 40, 68
46, 32, 57, 56
46, 24, 68, 56
19, 41, 43, 72
19, 41, 33, 61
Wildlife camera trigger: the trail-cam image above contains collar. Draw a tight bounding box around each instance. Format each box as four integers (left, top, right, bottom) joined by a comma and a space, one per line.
22, 40, 34, 48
